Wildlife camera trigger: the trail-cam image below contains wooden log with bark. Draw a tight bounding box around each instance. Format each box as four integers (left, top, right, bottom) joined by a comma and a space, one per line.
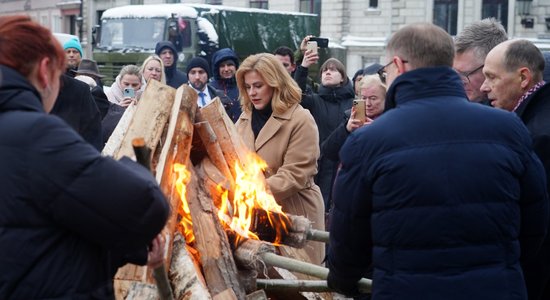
185, 160, 247, 299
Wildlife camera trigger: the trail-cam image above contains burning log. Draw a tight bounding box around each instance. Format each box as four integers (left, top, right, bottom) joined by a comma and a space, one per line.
198, 98, 251, 179
109, 81, 178, 299
252, 210, 330, 247
131, 138, 174, 300
194, 121, 234, 186
169, 233, 211, 299
155, 84, 197, 264
185, 162, 247, 299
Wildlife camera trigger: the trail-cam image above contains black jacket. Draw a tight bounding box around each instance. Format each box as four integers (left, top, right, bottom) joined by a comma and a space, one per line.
295, 65, 355, 209
515, 82, 550, 300
51, 75, 103, 150
0, 65, 170, 299
155, 41, 188, 88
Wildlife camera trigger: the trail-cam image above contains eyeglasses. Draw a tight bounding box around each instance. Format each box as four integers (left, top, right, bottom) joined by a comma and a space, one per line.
456, 65, 484, 84
377, 60, 408, 84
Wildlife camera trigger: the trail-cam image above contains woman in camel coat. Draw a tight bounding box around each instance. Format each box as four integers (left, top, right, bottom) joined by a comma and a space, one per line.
235, 53, 325, 266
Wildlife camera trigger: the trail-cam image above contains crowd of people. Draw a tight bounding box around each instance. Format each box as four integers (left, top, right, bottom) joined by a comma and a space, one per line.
1, 13, 550, 300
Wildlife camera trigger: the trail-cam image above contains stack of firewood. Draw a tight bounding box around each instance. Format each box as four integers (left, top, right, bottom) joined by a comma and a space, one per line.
101, 80, 371, 300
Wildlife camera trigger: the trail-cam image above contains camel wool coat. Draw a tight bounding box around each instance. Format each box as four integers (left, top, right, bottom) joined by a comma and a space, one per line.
236, 103, 325, 266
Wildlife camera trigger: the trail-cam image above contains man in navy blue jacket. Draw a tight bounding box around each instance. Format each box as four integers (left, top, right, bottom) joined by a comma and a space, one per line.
327, 23, 549, 300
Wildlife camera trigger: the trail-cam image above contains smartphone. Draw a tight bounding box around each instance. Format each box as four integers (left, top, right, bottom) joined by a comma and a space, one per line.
123, 87, 135, 98
353, 99, 366, 122
306, 41, 318, 54
309, 37, 329, 48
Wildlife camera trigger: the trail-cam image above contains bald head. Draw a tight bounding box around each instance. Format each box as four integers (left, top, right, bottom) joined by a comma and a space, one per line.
481, 39, 545, 111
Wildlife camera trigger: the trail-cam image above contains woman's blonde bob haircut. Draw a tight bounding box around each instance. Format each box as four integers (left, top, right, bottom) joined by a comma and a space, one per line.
140, 55, 166, 85
236, 53, 302, 114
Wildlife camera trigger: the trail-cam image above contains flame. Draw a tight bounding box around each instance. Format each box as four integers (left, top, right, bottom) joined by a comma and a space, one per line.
173, 152, 290, 246
217, 152, 289, 244
174, 163, 194, 243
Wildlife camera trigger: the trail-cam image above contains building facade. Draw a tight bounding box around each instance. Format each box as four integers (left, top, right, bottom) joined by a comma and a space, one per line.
1, 0, 549, 76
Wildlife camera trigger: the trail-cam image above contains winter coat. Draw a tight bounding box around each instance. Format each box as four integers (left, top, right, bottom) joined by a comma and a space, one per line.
51, 74, 103, 150
328, 67, 549, 300
0, 65, 170, 299
210, 48, 241, 122
294, 65, 355, 210
515, 82, 550, 300
155, 41, 187, 88
236, 103, 325, 266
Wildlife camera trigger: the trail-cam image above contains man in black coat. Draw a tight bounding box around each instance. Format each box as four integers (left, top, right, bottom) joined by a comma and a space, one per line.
155, 41, 187, 88
482, 39, 550, 300
51, 74, 103, 150
73, 58, 110, 119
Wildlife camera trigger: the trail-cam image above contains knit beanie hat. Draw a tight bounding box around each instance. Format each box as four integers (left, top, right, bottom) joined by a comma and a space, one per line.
63, 38, 83, 57
186, 57, 210, 79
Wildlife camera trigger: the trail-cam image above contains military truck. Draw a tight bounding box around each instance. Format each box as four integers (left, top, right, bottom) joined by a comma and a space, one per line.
93, 4, 320, 85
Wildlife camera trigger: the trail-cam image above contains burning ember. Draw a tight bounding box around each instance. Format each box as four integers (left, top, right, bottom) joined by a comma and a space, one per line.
174, 152, 290, 245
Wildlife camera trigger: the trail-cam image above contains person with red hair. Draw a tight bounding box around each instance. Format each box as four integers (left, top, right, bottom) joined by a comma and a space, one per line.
0, 15, 169, 298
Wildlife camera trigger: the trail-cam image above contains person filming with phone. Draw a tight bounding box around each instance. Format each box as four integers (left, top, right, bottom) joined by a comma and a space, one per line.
105, 65, 143, 107
294, 35, 355, 218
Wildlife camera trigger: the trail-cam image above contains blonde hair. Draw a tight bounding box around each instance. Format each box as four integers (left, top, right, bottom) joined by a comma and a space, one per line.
236, 53, 302, 114
359, 74, 387, 91
140, 55, 166, 84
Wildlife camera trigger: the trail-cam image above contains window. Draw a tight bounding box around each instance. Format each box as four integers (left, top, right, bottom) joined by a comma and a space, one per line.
369, 0, 379, 9
130, 0, 144, 4
250, 0, 268, 9
433, 0, 458, 35
299, 0, 321, 15
482, 0, 508, 31
206, 0, 222, 4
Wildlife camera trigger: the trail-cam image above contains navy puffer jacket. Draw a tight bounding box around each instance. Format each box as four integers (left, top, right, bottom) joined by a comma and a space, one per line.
0, 65, 170, 299
328, 67, 549, 300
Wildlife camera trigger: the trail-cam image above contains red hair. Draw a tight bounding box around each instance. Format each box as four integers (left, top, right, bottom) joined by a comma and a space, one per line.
0, 15, 65, 78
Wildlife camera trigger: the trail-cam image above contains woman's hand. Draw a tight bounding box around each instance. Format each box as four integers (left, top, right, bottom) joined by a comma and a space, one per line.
301, 49, 319, 69
299, 35, 315, 53
119, 97, 136, 107
346, 107, 372, 133
147, 233, 166, 269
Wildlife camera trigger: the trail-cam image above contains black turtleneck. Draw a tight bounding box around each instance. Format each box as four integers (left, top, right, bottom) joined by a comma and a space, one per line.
251, 103, 273, 139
